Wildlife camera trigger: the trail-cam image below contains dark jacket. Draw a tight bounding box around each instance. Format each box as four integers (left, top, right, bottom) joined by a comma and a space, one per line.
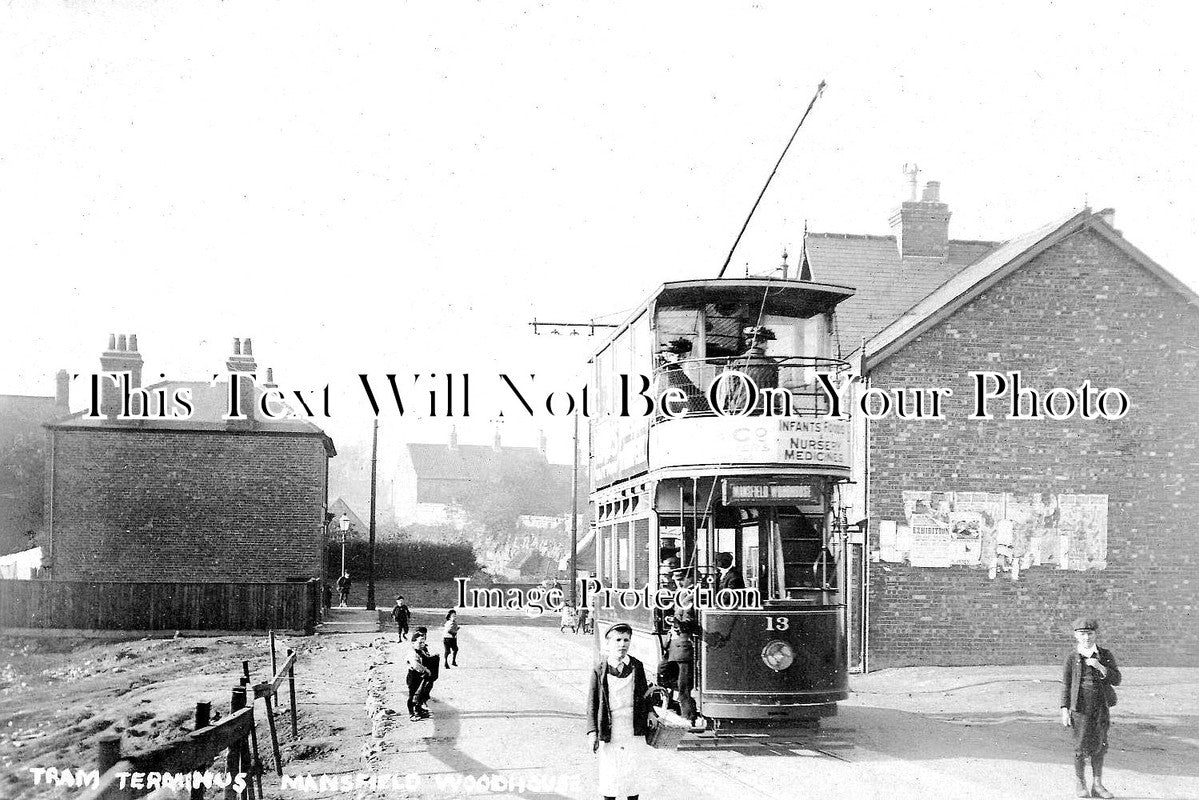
666, 629, 694, 662
1060, 647, 1121, 711
585, 656, 650, 742
391, 604, 410, 624
718, 569, 746, 593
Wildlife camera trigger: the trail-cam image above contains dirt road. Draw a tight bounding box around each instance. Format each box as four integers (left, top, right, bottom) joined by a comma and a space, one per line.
3, 614, 1195, 800
364, 612, 1197, 799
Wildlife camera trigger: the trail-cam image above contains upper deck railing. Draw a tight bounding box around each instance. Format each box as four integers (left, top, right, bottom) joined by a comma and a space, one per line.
651, 354, 851, 422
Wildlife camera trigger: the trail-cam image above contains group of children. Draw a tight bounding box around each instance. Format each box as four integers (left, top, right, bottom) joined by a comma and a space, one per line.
558, 603, 592, 634
393, 596, 462, 722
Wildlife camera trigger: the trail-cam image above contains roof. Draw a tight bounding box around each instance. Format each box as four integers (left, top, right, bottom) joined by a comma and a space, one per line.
591, 277, 857, 361
802, 234, 999, 353
407, 443, 582, 515
505, 550, 543, 571
46, 380, 336, 456
860, 209, 1199, 370
0, 395, 60, 449
329, 498, 368, 536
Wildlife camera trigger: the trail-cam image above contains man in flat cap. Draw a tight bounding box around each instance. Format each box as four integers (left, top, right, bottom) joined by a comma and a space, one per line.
1060, 617, 1122, 798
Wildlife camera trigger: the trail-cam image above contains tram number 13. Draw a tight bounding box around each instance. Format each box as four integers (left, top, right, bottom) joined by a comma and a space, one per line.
764, 617, 790, 631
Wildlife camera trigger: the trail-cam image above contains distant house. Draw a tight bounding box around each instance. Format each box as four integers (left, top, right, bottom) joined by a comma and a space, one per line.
328, 498, 368, 539
44, 335, 336, 583
394, 429, 581, 530
0, 383, 68, 554
494, 550, 547, 581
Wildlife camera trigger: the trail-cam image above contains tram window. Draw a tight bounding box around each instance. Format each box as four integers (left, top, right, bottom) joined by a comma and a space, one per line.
634, 519, 650, 588
616, 521, 631, 588
772, 512, 837, 597
656, 307, 701, 352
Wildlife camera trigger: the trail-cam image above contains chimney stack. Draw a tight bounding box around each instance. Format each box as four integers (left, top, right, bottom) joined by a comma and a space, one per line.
55, 369, 70, 414
99, 333, 144, 418
226, 336, 259, 422
890, 167, 951, 260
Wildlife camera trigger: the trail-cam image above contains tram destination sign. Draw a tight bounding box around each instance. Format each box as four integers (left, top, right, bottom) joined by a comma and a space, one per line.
722, 479, 824, 506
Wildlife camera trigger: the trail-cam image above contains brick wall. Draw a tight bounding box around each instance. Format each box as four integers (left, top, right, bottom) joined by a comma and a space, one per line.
867, 227, 1199, 667
48, 429, 329, 582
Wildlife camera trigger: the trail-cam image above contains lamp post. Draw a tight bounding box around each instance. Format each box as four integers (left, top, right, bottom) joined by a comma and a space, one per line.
338, 513, 350, 576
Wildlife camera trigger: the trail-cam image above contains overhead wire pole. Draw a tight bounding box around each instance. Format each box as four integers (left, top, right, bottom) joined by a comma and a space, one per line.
570, 410, 579, 607
716, 80, 827, 278
366, 418, 378, 610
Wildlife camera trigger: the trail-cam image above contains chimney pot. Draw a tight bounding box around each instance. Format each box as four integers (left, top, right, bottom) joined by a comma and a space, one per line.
129, 334, 138, 352
117, 334, 127, 352
107, 334, 116, 351
266, 367, 274, 384
243, 338, 253, 357
890, 171, 950, 260
233, 338, 241, 356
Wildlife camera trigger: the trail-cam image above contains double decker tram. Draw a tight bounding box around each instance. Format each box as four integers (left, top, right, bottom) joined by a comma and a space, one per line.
586, 277, 856, 726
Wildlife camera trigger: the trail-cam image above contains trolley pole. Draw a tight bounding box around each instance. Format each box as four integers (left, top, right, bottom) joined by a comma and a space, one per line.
366, 418, 378, 611
570, 411, 579, 608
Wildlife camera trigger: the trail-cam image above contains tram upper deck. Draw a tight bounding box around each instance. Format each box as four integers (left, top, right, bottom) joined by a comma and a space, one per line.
590, 277, 856, 492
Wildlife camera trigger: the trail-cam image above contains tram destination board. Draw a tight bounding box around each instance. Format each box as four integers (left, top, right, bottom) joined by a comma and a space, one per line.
722, 478, 824, 506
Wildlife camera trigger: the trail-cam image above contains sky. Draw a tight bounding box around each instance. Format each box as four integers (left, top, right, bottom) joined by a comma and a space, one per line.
1, 1, 1195, 466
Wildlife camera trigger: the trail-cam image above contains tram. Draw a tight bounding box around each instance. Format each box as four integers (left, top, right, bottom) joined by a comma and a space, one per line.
585, 276, 856, 725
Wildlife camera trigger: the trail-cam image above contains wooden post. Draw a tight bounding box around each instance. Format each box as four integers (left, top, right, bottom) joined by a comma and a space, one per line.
191, 703, 211, 800
287, 648, 298, 738
239, 671, 263, 797
226, 687, 246, 800
96, 733, 121, 773
269, 630, 278, 676
262, 690, 283, 776
246, 703, 263, 799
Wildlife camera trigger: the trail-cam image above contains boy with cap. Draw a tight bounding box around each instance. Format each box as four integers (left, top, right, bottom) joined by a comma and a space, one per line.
1060, 617, 1122, 798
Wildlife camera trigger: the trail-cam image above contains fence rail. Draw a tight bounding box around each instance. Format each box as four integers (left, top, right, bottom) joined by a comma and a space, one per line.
0, 579, 319, 633
80, 636, 306, 800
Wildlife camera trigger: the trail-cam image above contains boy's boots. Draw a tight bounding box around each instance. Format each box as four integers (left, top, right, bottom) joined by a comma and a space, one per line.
1091, 753, 1114, 798
1074, 755, 1090, 797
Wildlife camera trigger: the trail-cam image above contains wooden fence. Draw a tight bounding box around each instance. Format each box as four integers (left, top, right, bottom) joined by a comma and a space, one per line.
80, 640, 304, 800
0, 579, 320, 633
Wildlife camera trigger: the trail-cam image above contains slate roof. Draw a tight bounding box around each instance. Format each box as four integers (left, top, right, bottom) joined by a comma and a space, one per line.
329, 498, 368, 537
407, 443, 581, 515
861, 208, 1199, 369
802, 234, 999, 355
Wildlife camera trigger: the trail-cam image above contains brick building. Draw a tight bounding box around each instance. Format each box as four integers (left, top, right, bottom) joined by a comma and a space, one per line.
804, 178, 1199, 668
0, 381, 67, 554
44, 336, 336, 583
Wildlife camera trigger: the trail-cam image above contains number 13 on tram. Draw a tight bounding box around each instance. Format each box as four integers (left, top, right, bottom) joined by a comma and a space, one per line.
586, 277, 856, 723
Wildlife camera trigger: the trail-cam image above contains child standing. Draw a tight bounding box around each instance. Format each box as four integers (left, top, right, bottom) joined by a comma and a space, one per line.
442, 610, 460, 669
1061, 617, 1122, 798
406, 627, 433, 720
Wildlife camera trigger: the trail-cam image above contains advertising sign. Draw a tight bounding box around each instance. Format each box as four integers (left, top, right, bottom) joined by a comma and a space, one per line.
649, 417, 850, 471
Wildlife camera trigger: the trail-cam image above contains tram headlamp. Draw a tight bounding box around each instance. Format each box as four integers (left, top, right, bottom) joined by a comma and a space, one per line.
760, 640, 795, 672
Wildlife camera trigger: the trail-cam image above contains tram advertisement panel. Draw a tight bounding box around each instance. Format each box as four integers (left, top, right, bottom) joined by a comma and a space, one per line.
650, 417, 850, 471
700, 608, 848, 711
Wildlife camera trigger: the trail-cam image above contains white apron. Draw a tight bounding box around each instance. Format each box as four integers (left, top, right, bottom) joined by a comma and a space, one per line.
597, 669, 644, 798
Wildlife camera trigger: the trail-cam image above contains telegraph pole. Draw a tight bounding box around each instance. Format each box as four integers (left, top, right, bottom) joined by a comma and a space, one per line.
570, 411, 579, 607
366, 419, 378, 611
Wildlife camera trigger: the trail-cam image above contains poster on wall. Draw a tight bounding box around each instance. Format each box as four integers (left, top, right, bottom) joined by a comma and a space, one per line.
886, 491, 1108, 578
